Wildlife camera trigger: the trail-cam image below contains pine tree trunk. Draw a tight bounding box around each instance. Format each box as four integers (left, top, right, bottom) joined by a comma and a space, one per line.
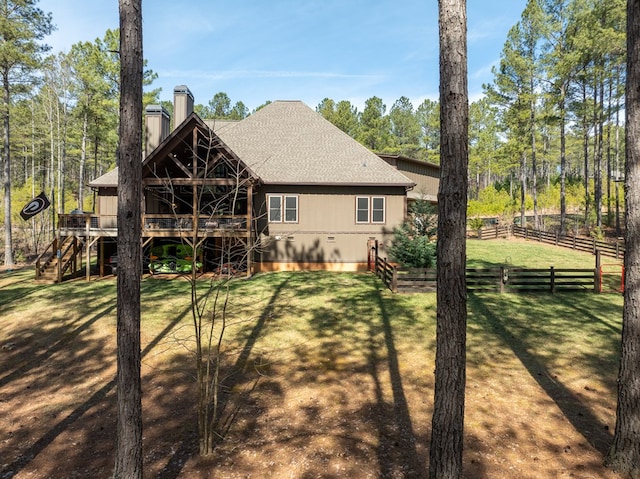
530, 82, 539, 230
430, 1, 468, 478
606, 78, 613, 226
615, 80, 621, 236
605, 1, 640, 476
582, 83, 590, 226
2, 69, 12, 267
520, 151, 526, 227
113, 0, 143, 477
560, 84, 567, 236
79, 111, 88, 211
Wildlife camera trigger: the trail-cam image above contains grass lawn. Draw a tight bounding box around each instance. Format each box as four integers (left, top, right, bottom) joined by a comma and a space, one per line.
0, 239, 625, 478
466, 237, 615, 269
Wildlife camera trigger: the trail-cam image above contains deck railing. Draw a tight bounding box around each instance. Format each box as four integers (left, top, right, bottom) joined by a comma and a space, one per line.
59, 214, 116, 230
58, 213, 248, 234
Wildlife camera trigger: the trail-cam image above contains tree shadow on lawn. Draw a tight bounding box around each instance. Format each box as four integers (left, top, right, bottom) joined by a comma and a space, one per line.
0, 284, 195, 479
0, 305, 117, 478
155, 274, 292, 478
304, 273, 431, 478
0, 294, 118, 385
155, 271, 436, 478
0, 276, 196, 383
13, 269, 613, 477
468, 292, 615, 455
368, 286, 427, 478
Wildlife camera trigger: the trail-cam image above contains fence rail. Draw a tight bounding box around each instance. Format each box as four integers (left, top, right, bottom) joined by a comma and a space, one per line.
470, 225, 511, 240
371, 243, 599, 294
469, 225, 625, 261
375, 255, 397, 292
373, 256, 597, 294
510, 225, 625, 260
370, 226, 621, 294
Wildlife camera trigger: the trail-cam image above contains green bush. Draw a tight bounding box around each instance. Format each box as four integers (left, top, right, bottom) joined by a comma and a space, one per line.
468, 217, 485, 230
388, 199, 437, 268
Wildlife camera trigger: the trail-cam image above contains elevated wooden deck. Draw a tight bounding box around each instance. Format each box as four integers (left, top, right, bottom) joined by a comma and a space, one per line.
58, 213, 252, 238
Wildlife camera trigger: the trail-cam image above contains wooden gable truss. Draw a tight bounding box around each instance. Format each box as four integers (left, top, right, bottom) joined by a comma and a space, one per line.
140, 113, 260, 276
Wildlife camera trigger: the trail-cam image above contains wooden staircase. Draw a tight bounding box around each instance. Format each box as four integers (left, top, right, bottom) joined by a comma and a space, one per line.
35, 236, 84, 283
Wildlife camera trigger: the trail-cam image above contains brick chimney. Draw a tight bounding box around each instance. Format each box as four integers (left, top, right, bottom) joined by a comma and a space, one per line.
144, 104, 171, 158
173, 85, 194, 128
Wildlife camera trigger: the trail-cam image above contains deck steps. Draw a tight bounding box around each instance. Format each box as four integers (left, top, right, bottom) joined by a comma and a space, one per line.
35, 237, 84, 283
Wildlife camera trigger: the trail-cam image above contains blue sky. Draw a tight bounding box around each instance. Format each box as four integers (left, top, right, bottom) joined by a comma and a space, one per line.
39, 0, 527, 112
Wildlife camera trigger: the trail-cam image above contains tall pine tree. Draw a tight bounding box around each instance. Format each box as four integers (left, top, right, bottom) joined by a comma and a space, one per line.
0, 0, 53, 267
430, 0, 468, 477
604, 0, 640, 475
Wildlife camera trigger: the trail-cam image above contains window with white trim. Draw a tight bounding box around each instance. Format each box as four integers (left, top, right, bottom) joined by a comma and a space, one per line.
356, 196, 385, 224
371, 197, 385, 223
268, 195, 298, 223
268, 196, 282, 222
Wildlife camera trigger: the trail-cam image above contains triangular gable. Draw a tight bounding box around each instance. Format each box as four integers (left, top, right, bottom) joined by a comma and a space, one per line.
142, 112, 259, 184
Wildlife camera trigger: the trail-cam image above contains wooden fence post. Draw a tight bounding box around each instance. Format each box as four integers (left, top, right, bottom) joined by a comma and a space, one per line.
392, 265, 398, 293
500, 266, 507, 293
595, 250, 602, 293
383, 257, 388, 286
550, 266, 555, 294
72, 237, 77, 275
57, 248, 62, 284
372, 240, 378, 273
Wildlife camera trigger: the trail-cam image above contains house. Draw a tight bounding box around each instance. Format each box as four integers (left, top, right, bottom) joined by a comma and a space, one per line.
40, 86, 439, 281
377, 154, 440, 205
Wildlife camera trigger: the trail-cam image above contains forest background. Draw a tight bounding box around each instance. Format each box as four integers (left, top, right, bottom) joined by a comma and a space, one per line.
0, 0, 628, 265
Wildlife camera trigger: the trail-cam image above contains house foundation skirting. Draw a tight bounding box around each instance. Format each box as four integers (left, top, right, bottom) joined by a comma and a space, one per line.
255, 261, 369, 273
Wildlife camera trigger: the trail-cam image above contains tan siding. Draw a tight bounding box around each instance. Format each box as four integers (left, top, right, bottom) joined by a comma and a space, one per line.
261, 185, 406, 234
257, 185, 404, 266
379, 155, 440, 201
258, 232, 392, 265
394, 161, 439, 198
97, 189, 117, 215
401, 169, 439, 196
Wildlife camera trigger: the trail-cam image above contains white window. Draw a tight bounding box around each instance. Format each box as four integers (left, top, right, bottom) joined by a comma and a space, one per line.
268, 196, 282, 222
371, 197, 385, 223
284, 196, 298, 222
268, 195, 298, 223
356, 197, 370, 223
356, 196, 385, 224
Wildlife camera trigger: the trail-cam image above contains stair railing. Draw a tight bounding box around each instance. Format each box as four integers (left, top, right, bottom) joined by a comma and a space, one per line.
35, 238, 58, 278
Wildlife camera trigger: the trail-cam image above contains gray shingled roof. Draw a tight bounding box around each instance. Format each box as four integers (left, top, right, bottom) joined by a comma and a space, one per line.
89, 167, 118, 187
212, 101, 414, 186
89, 101, 414, 188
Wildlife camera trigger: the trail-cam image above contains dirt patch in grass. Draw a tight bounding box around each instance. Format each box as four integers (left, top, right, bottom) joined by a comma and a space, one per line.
0, 270, 624, 478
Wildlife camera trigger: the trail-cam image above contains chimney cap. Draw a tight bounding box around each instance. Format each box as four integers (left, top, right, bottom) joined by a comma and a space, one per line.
174, 85, 194, 99
145, 104, 170, 119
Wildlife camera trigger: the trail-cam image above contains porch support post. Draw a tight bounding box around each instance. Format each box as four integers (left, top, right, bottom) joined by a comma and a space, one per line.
86, 216, 91, 281
246, 182, 253, 277
99, 237, 105, 277
192, 127, 198, 238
